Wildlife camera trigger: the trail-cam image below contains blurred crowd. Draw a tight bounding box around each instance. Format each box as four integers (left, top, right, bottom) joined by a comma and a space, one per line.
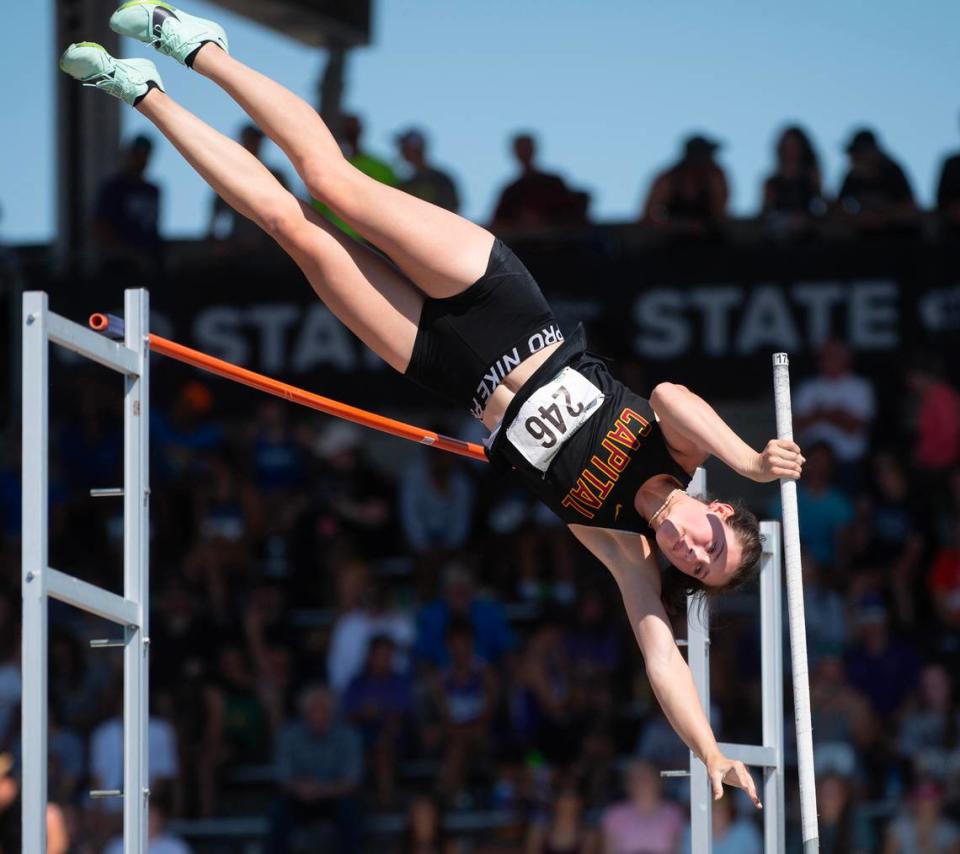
84, 113, 960, 280
0, 327, 957, 852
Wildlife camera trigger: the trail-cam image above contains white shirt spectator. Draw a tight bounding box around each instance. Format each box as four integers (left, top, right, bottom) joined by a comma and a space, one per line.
327, 609, 414, 695
103, 833, 192, 854
90, 716, 178, 814
793, 373, 875, 462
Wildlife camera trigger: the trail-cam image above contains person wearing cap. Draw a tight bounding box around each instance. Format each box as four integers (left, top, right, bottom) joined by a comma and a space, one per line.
641, 132, 729, 234
395, 127, 460, 213
93, 133, 164, 274
884, 779, 960, 854
836, 127, 918, 230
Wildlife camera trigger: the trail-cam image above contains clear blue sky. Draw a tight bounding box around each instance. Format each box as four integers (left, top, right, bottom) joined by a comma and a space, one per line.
3, 0, 959, 243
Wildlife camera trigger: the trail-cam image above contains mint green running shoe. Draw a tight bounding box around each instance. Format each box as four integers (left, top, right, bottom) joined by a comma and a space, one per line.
110, 1, 228, 67
59, 42, 164, 106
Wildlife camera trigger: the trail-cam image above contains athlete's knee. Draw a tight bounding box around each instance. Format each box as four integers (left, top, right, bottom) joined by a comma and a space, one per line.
257, 199, 306, 244
298, 155, 355, 207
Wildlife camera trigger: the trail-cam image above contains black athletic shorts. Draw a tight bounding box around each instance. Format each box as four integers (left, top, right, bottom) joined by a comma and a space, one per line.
405, 239, 563, 419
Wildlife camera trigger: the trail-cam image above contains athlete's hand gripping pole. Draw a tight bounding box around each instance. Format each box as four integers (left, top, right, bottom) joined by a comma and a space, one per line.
773, 353, 819, 853
89, 313, 489, 463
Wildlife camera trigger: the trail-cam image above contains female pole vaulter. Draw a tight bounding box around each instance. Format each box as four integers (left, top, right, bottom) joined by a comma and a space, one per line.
60, 4, 805, 807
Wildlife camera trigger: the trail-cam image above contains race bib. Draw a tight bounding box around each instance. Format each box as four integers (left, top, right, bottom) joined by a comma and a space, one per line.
506, 367, 605, 473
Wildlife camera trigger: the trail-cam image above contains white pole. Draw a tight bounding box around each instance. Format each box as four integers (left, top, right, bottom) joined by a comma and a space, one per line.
772, 353, 819, 853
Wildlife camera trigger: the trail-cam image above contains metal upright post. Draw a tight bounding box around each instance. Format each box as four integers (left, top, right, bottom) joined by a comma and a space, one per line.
760, 521, 786, 852
123, 289, 151, 852
21, 289, 152, 851
686, 468, 712, 850
21, 292, 50, 852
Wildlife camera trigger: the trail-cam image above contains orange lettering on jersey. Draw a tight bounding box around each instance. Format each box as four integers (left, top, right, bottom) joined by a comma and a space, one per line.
569, 478, 603, 509
582, 470, 614, 500
621, 408, 652, 436
600, 438, 630, 472
591, 454, 619, 481
562, 494, 596, 519
606, 418, 639, 450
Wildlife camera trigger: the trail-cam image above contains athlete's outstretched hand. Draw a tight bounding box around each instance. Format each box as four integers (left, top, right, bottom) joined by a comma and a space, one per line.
749, 439, 804, 482
706, 753, 762, 809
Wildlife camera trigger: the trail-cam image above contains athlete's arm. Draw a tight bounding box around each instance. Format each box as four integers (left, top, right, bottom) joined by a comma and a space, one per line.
568, 524, 761, 808
649, 381, 803, 482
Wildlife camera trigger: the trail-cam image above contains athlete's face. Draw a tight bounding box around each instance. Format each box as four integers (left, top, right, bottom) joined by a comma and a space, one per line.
655, 496, 742, 587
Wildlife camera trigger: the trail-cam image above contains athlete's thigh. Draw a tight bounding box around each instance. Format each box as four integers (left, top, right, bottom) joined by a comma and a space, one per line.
286, 202, 424, 374
331, 168, 496, 300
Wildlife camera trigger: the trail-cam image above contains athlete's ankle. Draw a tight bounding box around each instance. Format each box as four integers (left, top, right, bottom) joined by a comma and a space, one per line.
186, 40, 224, 71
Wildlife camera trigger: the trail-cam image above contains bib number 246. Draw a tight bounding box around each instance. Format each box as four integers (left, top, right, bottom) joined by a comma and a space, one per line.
524, 386, 584, 448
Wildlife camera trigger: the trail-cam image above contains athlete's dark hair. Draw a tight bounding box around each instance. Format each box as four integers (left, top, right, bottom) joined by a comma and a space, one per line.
660, 499, 762, 615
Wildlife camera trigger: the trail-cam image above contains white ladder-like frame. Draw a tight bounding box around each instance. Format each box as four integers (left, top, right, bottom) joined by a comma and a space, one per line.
22, 289, 150, 852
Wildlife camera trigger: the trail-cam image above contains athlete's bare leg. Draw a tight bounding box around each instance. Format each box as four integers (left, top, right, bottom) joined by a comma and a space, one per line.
190, 45, 496, 299
135, 89, 423, 373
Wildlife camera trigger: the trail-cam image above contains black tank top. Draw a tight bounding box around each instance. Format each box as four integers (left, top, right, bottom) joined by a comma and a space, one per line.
486, 326, 691, 532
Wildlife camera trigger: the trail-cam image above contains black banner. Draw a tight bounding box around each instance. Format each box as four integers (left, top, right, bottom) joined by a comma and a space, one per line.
23, 232, 960, 413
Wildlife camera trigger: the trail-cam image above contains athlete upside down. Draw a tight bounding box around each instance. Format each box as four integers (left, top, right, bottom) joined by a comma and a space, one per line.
61, 3, 806, 808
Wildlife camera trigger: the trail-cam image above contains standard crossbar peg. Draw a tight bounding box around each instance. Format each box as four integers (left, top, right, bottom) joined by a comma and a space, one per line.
90, 488, 124, 498
660, 770, 691, 778
89, 790, 123, 799
89, 639, 125, 649
675, 639, 688, 647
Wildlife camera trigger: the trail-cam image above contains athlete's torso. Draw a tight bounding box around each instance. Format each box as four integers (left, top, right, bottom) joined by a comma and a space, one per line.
486, 326, 692, 533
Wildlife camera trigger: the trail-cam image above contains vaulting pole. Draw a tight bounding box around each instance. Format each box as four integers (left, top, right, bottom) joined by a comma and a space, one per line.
772, 353, 819, 853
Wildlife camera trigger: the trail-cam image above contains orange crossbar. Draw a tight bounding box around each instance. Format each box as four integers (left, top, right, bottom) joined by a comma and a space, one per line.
89, 314, 488, 463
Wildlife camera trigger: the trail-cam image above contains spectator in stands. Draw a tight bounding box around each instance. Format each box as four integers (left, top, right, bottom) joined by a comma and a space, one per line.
249, 400, 306, 497
93, 134, 163, 275
395, 128, 460, 212
817, 773, 875, 854
414, 562, 515, 669
769, 442, 854, 569
936, 112, 960, 233
0, 750, 70, 854
845, 593, 920, 718
267, 684, 363, 853
600, 760, 683, 854
151, 381, 224, 482
307, 421, 396, 562
326, 559, 414, 695
208, 123, 289, 249
852, 451, 926, 625
836, 128, 918, 232
491, 132, 588, 230
103, 795, 192, 854
906, 353, 960, 478
810, 653, 877, 774
88, 696, 180, 838
399, 448, 475, 556
563, 589, 622, 682
883, 780, 960, 854
929, 504, 960, 646
522, 618, 581, 765
525, 781, 599, 854
343, 635, 414, 806
400, 793, 456, 854
794, 339, 876, 491
801, 551, 848, 665
761, 125, 826, 235
678, 795, 761, 854
897, 664, 960, 779
313, 113, 397, 237
199, 643, 271, 815
431, 619, 499, 803
641, 133, 728, 235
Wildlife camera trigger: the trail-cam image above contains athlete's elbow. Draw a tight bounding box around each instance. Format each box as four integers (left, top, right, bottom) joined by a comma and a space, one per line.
650, 382, 689, 409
